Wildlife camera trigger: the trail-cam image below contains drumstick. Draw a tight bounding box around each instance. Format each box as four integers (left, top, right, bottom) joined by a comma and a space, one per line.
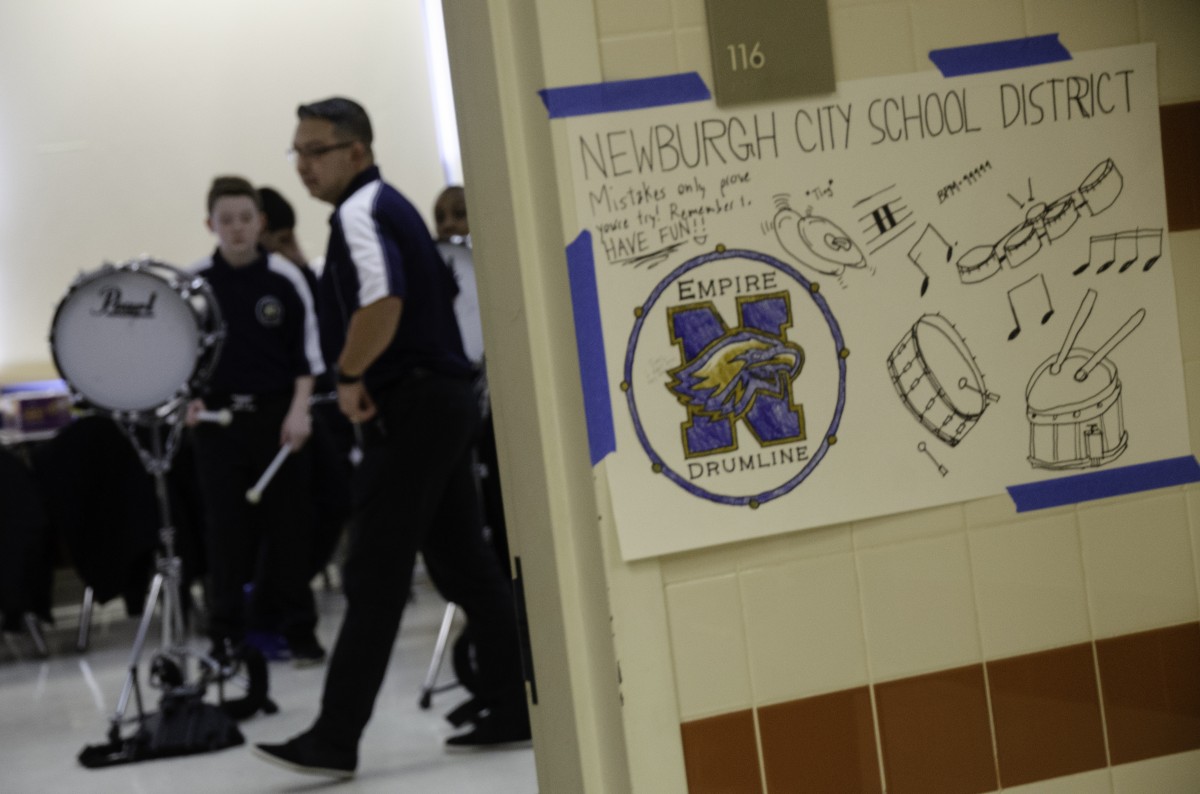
195, 409, 232, 426
246, 443, 293, 504
1051, 289, 1096, 375
1073, 309, 1145, 382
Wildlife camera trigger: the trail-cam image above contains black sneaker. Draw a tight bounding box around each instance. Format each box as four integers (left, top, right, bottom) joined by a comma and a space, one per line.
288, 637, 327, 669
252, 731, 356, 779
445, 710, 532, 752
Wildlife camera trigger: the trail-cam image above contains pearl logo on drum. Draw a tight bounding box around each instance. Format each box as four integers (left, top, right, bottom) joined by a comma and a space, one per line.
90, 287, 157, 319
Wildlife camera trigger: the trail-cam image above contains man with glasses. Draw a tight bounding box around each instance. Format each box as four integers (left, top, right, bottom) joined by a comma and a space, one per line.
253, 97, 529, 780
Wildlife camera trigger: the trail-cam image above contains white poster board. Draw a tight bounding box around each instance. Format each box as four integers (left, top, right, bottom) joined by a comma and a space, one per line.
556, 44, 1193, 560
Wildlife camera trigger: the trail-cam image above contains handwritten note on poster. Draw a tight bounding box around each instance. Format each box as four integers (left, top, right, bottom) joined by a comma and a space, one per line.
553, 44, 1194, 560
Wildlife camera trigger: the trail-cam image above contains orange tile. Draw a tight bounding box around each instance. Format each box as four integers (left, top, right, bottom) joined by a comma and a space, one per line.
1096, 622, 1200, 765
987, 644, 1107, 787
875, 665, 998, 794
680, 710, 763, 794
758, 688, 882, 793
1161, 101, 1200, 232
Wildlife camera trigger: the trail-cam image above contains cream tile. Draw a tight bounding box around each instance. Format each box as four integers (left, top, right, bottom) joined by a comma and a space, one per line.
1025, 0, 1139, 52
660, 522, 853, 585
965, 492, 1077, 529
853, 503, 966, 549
595, 0, 675, 37
829, 2, 916, 81
670, 0, 706, 29
1170, 231, 1200, 367
1140, 0, 1200, 103
1003, 768, 1114, 794
734, 522, 854, 571
968, 512, 1092, 659
909, 0, 1026, 70
661, 541, 740, 584
1111, 748, 1200, 794
857, 531, 982, 681
1077, 491, 1199, 638
665, 574, 754, 719
1189, 489, 1200, 609
1188, 360, 1200, 457
600, 31, 681, 81
674, 25, 714, 87
739, 554, 869, 703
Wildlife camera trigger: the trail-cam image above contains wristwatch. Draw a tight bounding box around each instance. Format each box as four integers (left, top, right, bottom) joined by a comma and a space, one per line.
337, 370, 363, 385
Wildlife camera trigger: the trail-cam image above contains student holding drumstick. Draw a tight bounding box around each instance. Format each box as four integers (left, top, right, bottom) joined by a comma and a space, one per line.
185, 176, 329, 701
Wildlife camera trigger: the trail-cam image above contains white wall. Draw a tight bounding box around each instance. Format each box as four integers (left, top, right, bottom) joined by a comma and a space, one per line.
0, 0, 447, 378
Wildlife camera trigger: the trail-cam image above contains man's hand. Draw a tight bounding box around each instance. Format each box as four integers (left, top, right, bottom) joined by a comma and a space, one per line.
184, 399, 206, 427
338, 381, 376, 422
280, 406, 313, 450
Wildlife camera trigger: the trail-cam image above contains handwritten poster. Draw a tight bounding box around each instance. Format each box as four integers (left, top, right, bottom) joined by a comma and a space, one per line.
556, 44, 1193, 560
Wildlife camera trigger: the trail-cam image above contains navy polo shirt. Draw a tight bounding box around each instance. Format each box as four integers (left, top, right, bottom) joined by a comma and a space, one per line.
191, 248, 324, 396
316, 166, 472, 389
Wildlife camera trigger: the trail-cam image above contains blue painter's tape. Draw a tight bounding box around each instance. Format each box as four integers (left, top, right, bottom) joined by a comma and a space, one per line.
539, 72, 710, 119
565, 232, 615, 466
1007, 456, 1200, 512
929, 34, 1071, 77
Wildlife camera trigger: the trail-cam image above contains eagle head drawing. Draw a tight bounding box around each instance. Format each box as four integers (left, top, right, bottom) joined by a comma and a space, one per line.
667, 329, 805, 418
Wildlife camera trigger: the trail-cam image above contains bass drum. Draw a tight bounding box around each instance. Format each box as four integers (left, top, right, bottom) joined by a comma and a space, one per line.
49, 259, 224, 413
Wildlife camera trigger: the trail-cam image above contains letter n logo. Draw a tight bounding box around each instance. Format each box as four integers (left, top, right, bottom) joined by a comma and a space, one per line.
666, 292, 806, 457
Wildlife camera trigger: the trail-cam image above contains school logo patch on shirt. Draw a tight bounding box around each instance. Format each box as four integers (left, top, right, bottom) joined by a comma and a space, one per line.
256, 296, 284, 327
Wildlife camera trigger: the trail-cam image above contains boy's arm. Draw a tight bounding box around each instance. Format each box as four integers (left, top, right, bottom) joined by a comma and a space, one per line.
281, 375, 314, 449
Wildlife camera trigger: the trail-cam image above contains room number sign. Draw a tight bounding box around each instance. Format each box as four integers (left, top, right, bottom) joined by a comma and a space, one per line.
705, 0, 835, 106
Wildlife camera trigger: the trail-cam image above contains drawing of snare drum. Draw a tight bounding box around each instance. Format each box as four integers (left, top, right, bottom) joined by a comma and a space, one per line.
1026, 349, 1127, 469
1078, 158, 1122, 216
1042, 195, 1079, 240
887, 314, 995, 446
999, 221, 1041, 268
956, 244, 1001, 284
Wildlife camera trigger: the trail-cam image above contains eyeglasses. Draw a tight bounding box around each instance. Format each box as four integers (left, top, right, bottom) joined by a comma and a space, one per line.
286, 141, 354, 164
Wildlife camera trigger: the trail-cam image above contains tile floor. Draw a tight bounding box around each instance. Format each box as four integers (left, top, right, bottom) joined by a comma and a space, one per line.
0, 574, 538, 793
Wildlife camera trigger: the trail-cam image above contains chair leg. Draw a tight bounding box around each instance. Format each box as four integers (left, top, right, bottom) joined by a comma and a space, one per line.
418, 603, 459, 709
76, 586, 95, 653
23, 613, 48, 658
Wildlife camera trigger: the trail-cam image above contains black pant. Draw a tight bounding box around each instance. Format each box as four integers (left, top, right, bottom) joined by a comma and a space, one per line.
191, 397, 317, 647
312, 371, 524, 748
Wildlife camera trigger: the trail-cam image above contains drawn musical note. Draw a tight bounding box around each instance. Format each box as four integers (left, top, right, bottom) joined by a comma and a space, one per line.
1098, 230, 1136, 274
906, 224, 951, 297
1074, 228, 1163, 276
1005, 274, 1054, 341
1139, 228, 1163, 271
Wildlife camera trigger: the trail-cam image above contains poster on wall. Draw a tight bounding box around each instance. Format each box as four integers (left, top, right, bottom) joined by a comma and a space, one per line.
548, 43, 1196, 560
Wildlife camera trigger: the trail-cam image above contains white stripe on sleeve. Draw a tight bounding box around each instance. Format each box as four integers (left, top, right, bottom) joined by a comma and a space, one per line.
338, 181, 391, 307
267, 253, 326, 377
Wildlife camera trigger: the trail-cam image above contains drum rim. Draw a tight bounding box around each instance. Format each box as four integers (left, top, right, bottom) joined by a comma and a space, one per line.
49, 259, 224, 414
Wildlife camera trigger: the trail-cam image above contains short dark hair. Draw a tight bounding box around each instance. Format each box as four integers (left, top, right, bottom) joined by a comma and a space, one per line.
207, 175, 261, 214
297, 97, 374, 150
258, 187, 295, 232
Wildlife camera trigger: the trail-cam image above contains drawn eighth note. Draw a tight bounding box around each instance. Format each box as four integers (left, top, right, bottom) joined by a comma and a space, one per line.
906, 224, 952, 297
1006, 274, 1054, 341
1074, 228, 1163, 276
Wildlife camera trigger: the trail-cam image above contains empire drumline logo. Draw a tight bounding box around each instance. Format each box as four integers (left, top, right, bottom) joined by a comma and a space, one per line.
623, 248, 847, 508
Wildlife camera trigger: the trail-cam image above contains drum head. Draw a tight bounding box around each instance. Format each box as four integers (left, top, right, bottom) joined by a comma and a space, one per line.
915, 315, 986, 416
52, 267, 202, 412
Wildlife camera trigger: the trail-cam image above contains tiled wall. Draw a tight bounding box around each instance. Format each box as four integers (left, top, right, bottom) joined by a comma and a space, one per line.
588, 0, 1200, 791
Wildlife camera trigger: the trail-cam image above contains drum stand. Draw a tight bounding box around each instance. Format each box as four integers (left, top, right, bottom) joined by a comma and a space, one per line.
79, 406, 243, 768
